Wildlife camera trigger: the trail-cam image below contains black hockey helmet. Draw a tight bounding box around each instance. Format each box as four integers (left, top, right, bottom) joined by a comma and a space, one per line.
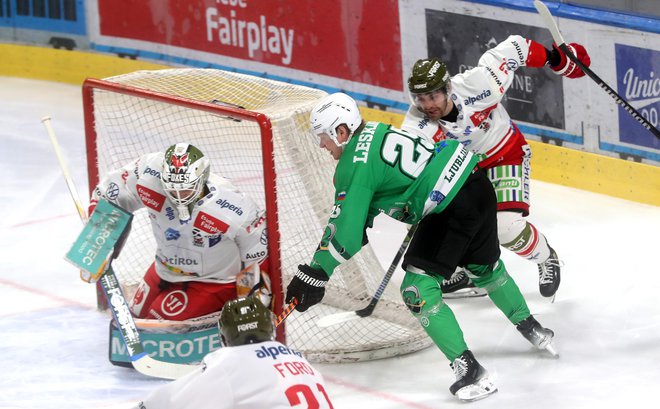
218, 295, 275, 346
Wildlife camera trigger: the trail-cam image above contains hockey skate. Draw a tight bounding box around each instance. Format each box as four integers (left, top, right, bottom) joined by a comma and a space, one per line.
538, 246, 562, 300
516, 315, 558, 357
441, 270, 487, 299
449, 350, 497, 402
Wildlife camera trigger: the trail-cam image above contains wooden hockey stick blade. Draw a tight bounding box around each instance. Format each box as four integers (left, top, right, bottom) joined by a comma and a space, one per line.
534, 0, 660, 138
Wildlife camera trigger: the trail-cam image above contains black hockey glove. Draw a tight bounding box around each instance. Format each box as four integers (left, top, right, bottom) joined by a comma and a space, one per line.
286, 264, 328, 312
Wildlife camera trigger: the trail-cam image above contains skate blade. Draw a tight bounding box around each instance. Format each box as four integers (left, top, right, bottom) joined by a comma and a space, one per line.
545, 342, 559, 357
456, 377, 498, 402
443, 288, 487, 299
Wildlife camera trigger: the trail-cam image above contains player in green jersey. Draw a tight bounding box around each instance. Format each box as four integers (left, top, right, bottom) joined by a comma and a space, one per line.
285, 92, 557, 402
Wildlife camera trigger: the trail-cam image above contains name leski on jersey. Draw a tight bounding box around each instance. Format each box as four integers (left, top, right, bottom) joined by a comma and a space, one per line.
353, 121, 378, 163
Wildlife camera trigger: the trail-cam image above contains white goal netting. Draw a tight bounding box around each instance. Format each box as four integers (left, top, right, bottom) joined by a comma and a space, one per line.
84, 68, 431, 362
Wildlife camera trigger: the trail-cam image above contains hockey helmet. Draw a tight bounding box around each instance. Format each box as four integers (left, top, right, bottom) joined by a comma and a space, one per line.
161, 143, 210, 219
218, 295, 276, 347
407, 58, 451, 107
309, 92, 362, 146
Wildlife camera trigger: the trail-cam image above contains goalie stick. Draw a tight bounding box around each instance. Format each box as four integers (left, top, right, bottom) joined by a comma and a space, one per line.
42, 116, 199, 380
317, 224, 418, 328
534, 0, 660, 139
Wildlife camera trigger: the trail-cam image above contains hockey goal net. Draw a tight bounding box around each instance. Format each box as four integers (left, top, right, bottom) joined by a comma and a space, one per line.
82, 68, 431, 363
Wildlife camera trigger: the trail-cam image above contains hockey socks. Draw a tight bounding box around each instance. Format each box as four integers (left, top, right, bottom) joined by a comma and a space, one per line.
466, 260, 531, 325
401, 270, 468, 361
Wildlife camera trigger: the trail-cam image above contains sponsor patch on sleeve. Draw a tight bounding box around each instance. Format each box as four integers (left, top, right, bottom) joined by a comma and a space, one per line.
136, 184, 165, 212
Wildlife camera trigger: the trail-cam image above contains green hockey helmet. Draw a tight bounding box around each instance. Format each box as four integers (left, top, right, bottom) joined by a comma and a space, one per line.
408, 58, 450, 95
161, 143, 210, 220
218, 295, 276, 347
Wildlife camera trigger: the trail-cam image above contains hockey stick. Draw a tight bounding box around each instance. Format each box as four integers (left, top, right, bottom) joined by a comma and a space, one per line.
275, 298, 298, 327
316, 224, 418, 328
42, 116, 199, 380
533, 0, 660, 139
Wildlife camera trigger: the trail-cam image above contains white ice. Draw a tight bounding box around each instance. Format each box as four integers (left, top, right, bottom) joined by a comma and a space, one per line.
1, 76, 659, 409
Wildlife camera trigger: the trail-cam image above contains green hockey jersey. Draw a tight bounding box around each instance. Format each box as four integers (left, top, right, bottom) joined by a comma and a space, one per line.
311, 121, 479, 276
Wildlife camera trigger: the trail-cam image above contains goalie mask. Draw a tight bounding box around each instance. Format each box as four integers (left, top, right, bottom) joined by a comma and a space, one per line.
161, 143, 210, 221
309, 92, 362, 146
218, 295, 276, 347
407, 58, 451, 109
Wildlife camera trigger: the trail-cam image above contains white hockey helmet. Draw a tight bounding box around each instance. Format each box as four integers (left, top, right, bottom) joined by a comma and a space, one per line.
309, 92, 362, 145
161, 143, 210, 219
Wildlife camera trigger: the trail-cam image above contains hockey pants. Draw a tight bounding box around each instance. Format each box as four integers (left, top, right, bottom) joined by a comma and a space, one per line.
400, 259, 530, 361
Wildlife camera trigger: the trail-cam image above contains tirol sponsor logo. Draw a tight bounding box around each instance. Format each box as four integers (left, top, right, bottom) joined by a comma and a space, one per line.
215, 198, 243, 215
164, 256, 199, 266
464, 89, 492, 105
194, 211, 229, 234
136, 184, 166, 212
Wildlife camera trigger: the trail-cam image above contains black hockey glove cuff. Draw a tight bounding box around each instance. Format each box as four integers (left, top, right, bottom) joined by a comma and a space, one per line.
286, 264, 328, 312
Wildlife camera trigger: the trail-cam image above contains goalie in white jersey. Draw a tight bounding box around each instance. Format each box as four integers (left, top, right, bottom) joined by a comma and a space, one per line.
90, 143, 271, 320
133, 295, 334, 409
402, 35, 591, 299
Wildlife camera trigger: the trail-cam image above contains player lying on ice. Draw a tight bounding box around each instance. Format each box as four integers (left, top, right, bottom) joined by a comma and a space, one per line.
286, 92, 558, 402
132, 294, 334, 408
402, 35, 590, 299
89, 142, 271, 321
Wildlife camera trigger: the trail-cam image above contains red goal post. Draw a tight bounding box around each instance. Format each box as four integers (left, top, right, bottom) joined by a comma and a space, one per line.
82, 68, 431, 362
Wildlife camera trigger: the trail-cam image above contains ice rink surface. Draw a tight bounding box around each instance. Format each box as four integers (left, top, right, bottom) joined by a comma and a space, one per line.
1, 76, 659, 409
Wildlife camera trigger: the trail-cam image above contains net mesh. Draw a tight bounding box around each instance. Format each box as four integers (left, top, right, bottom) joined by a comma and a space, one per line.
85, 68, 431, 362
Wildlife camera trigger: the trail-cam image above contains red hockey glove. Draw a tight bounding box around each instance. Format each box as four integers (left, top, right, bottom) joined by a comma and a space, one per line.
549, 42, 591, 79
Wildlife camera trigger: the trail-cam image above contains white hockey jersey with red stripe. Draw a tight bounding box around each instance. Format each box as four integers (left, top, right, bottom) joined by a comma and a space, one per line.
134, 341, 333, 409
90, 152, 268, 284
402, 35, 535, 163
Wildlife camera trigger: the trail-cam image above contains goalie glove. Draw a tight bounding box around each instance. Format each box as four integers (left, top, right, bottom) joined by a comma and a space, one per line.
548, 42, 591, 79
285, 264, 328, 312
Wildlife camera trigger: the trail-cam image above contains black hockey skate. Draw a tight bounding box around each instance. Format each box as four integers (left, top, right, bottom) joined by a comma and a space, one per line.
441, 270, 487, 299
449, 350, 497, 402
538, 246, 562, 299
516, 315, 558, 357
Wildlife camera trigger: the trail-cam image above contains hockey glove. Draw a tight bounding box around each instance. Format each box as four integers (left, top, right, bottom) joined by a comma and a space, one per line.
286, 264, 328, 312
548, 42, 591, 79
